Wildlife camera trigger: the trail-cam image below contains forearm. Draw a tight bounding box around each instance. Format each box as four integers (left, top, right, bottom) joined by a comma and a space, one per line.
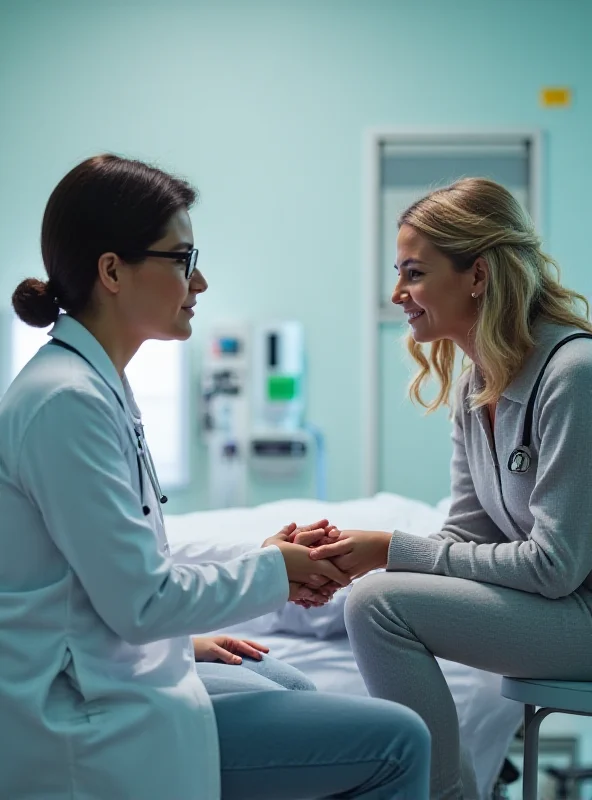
387, 530, 581, 599
428, 512, 506, 545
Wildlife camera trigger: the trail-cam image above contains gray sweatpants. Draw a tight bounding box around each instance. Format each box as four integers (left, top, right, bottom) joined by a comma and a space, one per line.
345, 571, 592, 800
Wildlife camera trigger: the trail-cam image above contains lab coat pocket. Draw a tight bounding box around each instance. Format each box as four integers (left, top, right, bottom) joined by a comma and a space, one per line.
47, 646, 104, 726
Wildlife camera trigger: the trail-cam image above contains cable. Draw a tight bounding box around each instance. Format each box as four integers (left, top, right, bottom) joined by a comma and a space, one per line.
304, 422, 327, 501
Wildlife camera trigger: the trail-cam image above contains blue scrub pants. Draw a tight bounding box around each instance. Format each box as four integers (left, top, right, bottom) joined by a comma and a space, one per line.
195, 653, 318, 693
196, 657, 430, 799
214, 690, 429, 799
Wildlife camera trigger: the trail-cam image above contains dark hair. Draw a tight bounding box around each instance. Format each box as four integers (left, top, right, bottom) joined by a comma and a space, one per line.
12, 154, 198, 327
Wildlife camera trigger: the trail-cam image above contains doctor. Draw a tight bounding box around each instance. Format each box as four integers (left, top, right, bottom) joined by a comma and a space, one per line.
0, 153, 430, 799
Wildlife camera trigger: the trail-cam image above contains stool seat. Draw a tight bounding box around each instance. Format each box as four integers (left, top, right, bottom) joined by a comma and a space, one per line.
501, 677, 592, 714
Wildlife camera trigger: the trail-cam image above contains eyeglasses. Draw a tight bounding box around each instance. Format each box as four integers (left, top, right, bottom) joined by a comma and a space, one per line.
123, 248, 199, 280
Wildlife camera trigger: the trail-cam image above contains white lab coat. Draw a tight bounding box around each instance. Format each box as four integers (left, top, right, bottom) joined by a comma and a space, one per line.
0, 315, 289, 799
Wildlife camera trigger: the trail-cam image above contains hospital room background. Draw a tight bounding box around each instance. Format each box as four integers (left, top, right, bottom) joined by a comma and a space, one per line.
1, 0, 591, 797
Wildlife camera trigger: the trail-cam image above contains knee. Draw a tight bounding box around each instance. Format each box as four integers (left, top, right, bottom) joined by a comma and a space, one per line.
403, 707, 431, 758
345, 573, 425, 653
276, 667, 317, 692
242, 655, 318, 692
371, 700, 431, 770
385, 703, 431, 778
288, 675, 317, 691
345, 571, 430, 638
344, 573, 387, 635
401, 712, 431, 786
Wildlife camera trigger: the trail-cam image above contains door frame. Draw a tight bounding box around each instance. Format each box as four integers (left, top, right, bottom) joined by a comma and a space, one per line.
360, 127, 544, 497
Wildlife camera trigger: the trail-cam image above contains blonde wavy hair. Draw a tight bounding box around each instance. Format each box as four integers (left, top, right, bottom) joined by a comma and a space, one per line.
400, 177, 592, 411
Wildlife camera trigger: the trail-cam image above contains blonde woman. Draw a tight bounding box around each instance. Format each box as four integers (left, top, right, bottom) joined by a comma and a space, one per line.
296, 178, 592, 799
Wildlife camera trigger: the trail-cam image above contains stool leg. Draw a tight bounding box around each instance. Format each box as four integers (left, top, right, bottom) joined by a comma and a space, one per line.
523, 704, 539, 800
522, 705, 554, 800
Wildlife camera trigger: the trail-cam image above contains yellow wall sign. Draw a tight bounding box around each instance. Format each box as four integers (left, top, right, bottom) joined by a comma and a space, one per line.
540, 87, 572, 107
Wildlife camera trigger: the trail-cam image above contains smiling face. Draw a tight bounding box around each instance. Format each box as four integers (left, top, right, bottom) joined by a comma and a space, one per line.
392, 224, 483, 349
119, 207, 208, 342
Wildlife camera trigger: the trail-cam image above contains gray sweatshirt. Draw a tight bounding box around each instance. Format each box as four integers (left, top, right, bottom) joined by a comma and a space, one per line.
387, 319, 592, 599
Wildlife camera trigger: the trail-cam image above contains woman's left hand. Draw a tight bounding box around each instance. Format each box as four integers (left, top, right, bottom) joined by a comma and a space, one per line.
192, 635, 269, 665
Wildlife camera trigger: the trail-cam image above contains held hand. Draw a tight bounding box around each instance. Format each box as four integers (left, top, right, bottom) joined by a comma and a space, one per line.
262, 522, 349, 607
291, 525, 341, 548
288, 580, 343, 608
262, 522, 299, 548
288, 520, 340, 594
261, 520, 332, 549
277, 540, 350, 587
263, 520, 337, 555
289, 522, 344, 605
286, 519, 337, 544
192, 635, 269, 665
262, 528, 350, 587
308, 529, 392, 579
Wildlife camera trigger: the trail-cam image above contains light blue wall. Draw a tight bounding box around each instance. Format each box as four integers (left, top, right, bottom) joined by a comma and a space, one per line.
1, 0, 591, 513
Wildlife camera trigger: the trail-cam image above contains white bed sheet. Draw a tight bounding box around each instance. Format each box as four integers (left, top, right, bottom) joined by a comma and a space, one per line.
166, 493, 523, 799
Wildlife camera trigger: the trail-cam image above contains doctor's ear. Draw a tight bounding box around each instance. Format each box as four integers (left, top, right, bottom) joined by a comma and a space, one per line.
97, 253, 123, 296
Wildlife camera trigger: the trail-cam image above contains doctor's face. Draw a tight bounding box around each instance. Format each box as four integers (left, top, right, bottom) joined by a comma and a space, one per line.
123, 208, 208, 342
391, 224, 477, 347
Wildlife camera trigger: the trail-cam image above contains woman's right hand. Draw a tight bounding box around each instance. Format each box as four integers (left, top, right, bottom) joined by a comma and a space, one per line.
307, 529, 392, 579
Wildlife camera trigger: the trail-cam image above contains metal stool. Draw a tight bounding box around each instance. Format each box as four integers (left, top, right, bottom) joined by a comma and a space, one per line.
501, 677, 592, 800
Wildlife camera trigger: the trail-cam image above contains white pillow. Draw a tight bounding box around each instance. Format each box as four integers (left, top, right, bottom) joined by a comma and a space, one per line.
164, 493, 447, 639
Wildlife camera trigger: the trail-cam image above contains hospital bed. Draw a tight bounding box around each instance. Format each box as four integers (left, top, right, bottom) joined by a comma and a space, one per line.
165, 492, 524, 799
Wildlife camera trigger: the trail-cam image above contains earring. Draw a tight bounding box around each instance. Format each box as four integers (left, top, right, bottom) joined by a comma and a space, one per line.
471, 292, 478, 299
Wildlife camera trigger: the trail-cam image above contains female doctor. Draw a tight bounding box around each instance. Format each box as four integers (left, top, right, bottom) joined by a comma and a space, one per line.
0, 154, 430, 800
298, 178, 592, 799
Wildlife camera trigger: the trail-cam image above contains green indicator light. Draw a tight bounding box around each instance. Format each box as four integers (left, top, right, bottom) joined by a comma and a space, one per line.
268, 375, 298, 401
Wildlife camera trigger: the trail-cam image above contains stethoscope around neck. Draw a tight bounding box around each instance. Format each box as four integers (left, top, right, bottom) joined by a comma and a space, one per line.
134, 421, 168, 516
49, 338, 168, 516
506, 332, 592, 474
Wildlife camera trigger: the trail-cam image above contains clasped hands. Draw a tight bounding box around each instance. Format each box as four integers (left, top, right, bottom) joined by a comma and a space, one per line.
262, 519, 392, 608
192, 522, 392, 667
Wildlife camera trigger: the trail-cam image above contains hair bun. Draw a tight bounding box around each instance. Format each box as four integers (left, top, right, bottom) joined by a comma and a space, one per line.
12, 278, 60, 328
